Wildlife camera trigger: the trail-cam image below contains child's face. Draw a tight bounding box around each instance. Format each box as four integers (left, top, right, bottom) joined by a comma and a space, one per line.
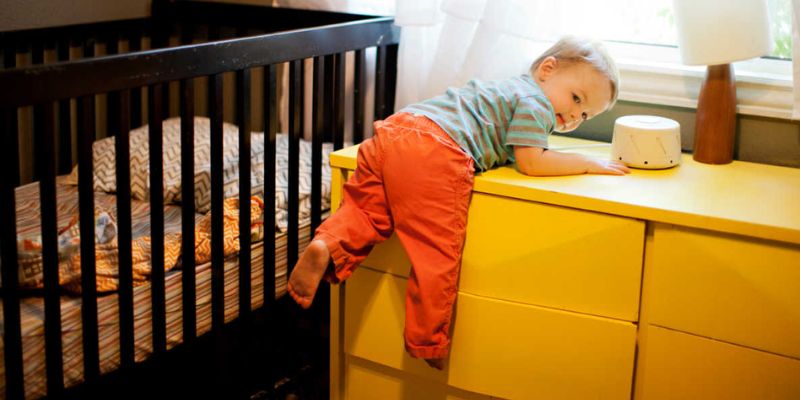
534, 57, 613, 133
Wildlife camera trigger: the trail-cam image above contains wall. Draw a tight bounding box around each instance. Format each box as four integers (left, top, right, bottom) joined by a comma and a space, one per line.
2, 1, 798, 169
0, 0, 150, 31
576, 102, 800, 168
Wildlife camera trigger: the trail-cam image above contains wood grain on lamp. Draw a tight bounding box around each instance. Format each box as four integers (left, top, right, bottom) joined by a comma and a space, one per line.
693, 64, 736, 165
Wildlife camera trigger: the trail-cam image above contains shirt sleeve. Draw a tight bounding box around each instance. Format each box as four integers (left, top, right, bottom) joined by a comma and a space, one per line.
505, 95, 555, 149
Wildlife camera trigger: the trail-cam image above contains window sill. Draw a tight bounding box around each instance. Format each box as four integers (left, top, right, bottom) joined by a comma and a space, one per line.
616, 58, 794, 120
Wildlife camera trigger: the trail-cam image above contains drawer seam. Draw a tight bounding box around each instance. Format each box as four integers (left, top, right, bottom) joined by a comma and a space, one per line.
650, 324, 800, 362
458, 289, 638, 325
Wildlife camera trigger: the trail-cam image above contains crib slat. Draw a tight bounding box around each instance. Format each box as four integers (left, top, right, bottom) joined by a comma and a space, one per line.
77, 92, 100, 381
3, 44, 20, 188
31, 42, 44, 182
375, 44, 398, 120
287, 59, 303, 273
384, 44, 399, 118
375, 45, 388, 121
153, 23, 172, 119
57, 41, 72, 174
311, 57, 324, 234
237, 68, 252, 317
106, 34, 120, 139
263, 64, 277, 305
0, 35, 5, 69
0, 106, 24, 400
209, 73, 225, 331
128, 33, 143, 127
78, 39, 100, 380
209, 72, 228, 391
38, 101, 65, 397
116, 89, 135, 368
178, 27, 197, 344
332, 52, 346, 151
311, 56, 329, 323
180, 78, 197, 343
148, 83, 167, 355
323, 55, 334, 143
353, 49, 366, 144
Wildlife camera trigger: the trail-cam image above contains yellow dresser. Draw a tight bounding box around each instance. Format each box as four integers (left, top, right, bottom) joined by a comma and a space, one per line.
328, 135, 800, 400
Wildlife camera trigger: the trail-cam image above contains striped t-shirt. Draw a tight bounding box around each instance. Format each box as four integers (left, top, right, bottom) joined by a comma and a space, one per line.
402, 74, 555, 172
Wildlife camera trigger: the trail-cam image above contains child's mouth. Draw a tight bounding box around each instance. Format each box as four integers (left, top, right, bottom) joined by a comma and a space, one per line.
556, 114, 565, 127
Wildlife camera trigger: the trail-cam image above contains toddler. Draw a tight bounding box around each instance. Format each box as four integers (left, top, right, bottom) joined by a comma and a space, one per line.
288, 36, 629, 369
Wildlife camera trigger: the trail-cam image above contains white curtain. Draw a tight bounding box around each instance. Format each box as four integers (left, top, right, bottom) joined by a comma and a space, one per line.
273, 0, 394, 140
792, 0, 800, 119
394, 0, 567, 109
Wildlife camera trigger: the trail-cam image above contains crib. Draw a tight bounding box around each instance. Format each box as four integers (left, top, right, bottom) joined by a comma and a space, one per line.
0, 1, 399, 398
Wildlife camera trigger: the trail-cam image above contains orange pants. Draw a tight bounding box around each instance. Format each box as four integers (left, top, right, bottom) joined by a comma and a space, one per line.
316, 112, 474, 359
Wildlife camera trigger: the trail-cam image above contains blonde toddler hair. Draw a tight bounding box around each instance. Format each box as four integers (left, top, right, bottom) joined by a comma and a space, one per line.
530, 36, 620, 109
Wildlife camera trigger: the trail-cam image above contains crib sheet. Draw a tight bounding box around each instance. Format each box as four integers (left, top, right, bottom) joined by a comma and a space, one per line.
0, 176, 319, 398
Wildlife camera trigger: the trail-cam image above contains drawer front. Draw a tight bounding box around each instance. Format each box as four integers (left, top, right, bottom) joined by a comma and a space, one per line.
361, 234, 412, 277
362, 193, 645, 321
636, 326, 800, 400
344, 266, 413, 373
345, 267, 637, 399
461, 193, 644, 321
649, 224, 800, 358
346, 357, 491, 400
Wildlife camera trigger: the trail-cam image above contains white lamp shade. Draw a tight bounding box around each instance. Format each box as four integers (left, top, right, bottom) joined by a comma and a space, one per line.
673, 0, 773, 65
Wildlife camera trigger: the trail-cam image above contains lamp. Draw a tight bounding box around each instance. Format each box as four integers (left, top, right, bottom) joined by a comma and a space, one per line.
672, 0, 772, 164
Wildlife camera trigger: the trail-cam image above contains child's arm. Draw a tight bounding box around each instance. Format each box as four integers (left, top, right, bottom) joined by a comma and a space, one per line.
514, 146, 630, 176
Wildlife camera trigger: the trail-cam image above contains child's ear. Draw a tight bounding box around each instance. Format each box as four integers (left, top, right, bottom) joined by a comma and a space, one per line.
535, 56, 558, 82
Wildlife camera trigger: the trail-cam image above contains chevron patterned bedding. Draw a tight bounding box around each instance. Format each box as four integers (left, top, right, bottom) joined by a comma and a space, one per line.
65, 117, 335, 230
1, 176, 318, 399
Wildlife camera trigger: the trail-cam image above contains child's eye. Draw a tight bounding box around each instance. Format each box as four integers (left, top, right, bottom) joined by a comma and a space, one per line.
581, 112, 588, 121
573, 94, 581, 104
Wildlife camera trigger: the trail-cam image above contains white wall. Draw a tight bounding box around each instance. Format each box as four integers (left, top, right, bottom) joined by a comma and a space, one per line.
0, 0, 150, 32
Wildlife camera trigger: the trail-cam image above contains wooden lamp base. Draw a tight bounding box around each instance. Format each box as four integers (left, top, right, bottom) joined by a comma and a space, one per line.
693, 63, 736, 165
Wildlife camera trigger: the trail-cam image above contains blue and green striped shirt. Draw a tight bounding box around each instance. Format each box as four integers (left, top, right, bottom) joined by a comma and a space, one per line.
402, 74, 555, 172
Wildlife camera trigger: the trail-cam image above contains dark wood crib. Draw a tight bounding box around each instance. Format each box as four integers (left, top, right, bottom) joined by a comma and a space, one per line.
0, 1, 399, 398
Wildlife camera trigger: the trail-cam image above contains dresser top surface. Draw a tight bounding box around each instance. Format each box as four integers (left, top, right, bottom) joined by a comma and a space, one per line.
330, 135, 800, 244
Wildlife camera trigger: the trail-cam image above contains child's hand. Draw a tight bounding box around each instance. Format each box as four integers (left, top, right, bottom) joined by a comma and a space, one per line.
585, 158, 630, 175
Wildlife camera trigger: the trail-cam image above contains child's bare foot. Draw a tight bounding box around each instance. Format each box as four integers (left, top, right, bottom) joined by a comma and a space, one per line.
288, 240, 330, 309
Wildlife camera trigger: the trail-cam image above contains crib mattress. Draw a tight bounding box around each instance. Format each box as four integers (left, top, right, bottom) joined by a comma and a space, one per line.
1, 177, 316, 399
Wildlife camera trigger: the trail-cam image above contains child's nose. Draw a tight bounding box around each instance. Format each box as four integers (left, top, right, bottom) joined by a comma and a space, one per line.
569, 112, 580, 126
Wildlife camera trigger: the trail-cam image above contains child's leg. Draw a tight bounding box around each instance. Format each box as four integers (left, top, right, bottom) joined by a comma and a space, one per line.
380, 114, 475, 360
288, 131, 394, 308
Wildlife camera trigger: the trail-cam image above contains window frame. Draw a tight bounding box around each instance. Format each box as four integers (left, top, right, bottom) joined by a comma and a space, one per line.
604, 41, 793, 119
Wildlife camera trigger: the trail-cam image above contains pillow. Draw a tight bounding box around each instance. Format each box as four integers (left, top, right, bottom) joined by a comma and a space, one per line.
66, 117, 241, 210
273, 135, 334, 232
67, 117, 335, 230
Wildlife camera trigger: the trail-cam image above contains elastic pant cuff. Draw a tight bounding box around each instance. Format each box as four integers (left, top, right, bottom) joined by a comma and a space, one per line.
405, 341, 450, 360
314, 232, 353, 284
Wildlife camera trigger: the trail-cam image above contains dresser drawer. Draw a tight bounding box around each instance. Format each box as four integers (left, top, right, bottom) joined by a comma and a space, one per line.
649, 224, 800, 358
636, 325, 800, 399
344, 267, 637, 399
461, 193, 644, 321
345, 357, 491, 400
362, 193, 645, 321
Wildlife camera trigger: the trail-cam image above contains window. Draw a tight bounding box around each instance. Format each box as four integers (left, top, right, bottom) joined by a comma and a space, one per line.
565, 0, 789, 60
556, 0, 792, 118
768, 0, 792, 60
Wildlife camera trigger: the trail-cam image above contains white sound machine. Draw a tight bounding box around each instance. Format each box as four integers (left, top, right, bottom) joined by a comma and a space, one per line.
611, 115, 682, 169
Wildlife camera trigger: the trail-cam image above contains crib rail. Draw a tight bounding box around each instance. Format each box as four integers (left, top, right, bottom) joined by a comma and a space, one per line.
0, 18, 398, 109
0, 1, 399, 397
